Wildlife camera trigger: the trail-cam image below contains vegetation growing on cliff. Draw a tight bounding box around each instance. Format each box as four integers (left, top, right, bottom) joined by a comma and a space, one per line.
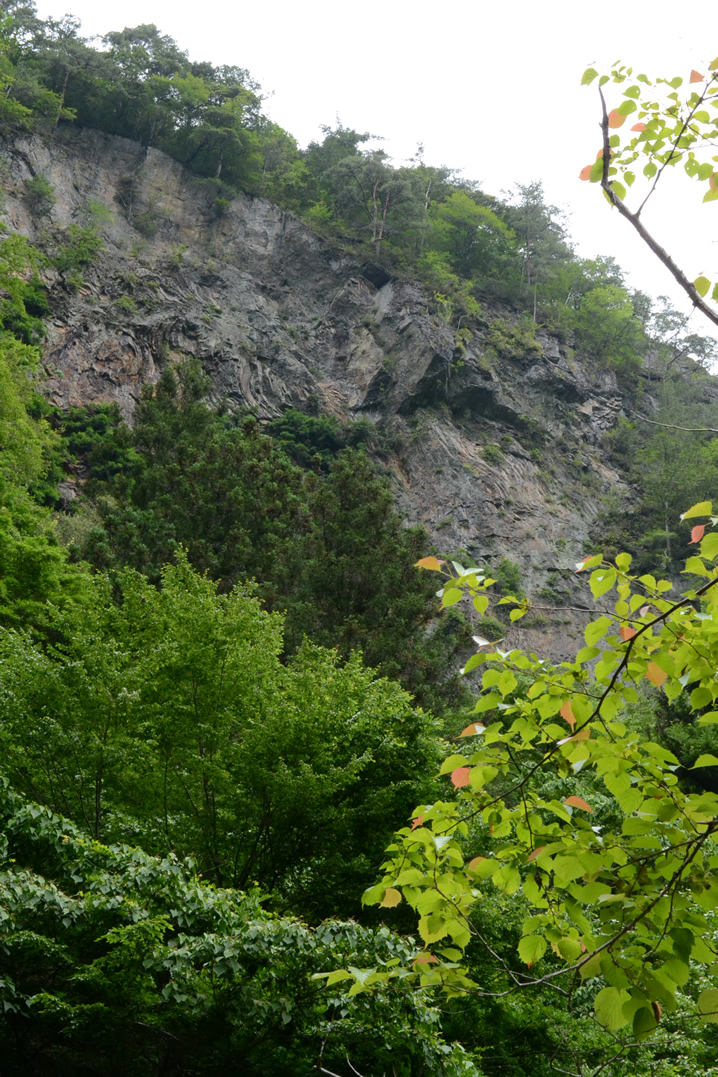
0, 14, 718, 1075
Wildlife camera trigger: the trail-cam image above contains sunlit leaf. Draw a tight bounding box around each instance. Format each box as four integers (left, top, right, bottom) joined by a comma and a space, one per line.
379, 887, 402, 908
690, 69, 705, 83
608, 109, 626, 129
415, 556, 443, 571
694, 275, 711, 298
646, 662, 668, 687
681, 501, 712, 520
450, 767, 471, 787
560, 701, 576, 728
564, 795, 594, 812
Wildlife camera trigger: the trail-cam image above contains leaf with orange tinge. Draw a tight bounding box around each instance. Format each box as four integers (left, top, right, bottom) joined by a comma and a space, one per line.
460, 723, 486, 737
631, 122, 647, 131
691, 524, 706, 544
380, 887, 402, 908
690, 70, 705, 83
564, 795, 594, 812
710, 174, 718, 191
560, 701, 576, 729
415, 556, 443, 571
451, 767, 471, 787
620, 625, 637, 641
559, 728, 591, 745
467, 856, 487, 873
646, 662, 667, 687
413, 953, 438, 965
608, 109, 626, 129
652, 1001, 662, 1022
527, 846, 546, 862
411, 814, 424, 830
579, 164, 593, 181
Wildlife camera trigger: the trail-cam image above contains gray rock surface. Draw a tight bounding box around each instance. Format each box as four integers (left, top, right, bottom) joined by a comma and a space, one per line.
2, 127, 641, 657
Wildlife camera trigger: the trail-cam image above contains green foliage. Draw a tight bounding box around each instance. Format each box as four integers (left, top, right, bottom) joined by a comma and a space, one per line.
428, 189, 517, 283
62, 362, 466, 711
485, 315, 542, 361
0, 233, 48, 344
0, 231, 82, 629
0, 780, 481, 1075
53, 222, 104, 273
0, 3, 680, 359
22, 172, 54, 217
0, 555, 442, 918
580, 57, 718, 319
570, 282, 643, 375
481, 443, 504, 466
115, 294, 137, 314
492, 557, 525, 601
343, 538, 718, 1045
597, 326, 718, 574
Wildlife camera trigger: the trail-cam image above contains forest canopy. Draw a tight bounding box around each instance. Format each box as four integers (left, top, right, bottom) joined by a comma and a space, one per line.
0, 7, 717, 1075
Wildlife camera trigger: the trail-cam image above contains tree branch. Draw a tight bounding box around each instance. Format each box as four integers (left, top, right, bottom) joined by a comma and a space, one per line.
598, 85, 718, 330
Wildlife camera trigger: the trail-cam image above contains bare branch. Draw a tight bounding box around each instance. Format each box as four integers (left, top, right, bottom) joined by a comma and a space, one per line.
630, 411, 718, 434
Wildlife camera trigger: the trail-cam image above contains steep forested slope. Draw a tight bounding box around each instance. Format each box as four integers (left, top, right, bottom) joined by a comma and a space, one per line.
1, 8, 718, 1076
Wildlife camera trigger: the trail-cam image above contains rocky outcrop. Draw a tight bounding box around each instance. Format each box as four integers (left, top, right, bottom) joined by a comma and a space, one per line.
2, 127, 638, 657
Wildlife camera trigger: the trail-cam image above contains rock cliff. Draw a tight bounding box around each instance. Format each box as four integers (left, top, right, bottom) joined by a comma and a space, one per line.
3, 127, 640, 656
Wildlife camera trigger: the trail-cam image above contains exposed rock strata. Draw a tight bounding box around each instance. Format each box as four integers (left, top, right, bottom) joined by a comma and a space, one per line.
2, 127, 640, 657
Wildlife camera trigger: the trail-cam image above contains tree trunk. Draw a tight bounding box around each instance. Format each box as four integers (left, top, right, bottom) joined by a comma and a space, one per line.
52, 69, 69, 136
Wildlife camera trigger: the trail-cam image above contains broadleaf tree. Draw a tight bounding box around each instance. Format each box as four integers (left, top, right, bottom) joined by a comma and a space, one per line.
579, 55, 718, 329
330, 527, 718, 1040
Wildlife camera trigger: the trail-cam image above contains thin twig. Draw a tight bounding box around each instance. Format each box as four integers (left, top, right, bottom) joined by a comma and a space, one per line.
630, 412, 718, 434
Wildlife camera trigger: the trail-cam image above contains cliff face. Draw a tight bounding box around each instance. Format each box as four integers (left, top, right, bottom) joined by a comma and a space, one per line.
4, 127, 637, 657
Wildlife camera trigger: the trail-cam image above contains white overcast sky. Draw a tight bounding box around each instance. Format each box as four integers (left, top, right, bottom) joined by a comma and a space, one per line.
35, 0, 718, 342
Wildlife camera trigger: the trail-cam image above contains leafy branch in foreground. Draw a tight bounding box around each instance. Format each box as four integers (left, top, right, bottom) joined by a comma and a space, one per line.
322, 504, 718, 1040
579, 57, 718, 328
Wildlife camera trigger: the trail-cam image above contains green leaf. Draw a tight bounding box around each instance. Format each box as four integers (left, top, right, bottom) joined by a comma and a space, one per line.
681, 500, 712, 520
581, 67, 599, 85
589, 159, 604, 183
518, 935, 547, 965
315, 969, 355, 986
692, 754, 718, 768
694, 275, 711, 298
441, 589, 463, 607
594, 986, 632, 1030
585, 616, 613, 646
699, 532, 718, 560
698, 988, 718, 1022
632, 1005, 658, 1038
